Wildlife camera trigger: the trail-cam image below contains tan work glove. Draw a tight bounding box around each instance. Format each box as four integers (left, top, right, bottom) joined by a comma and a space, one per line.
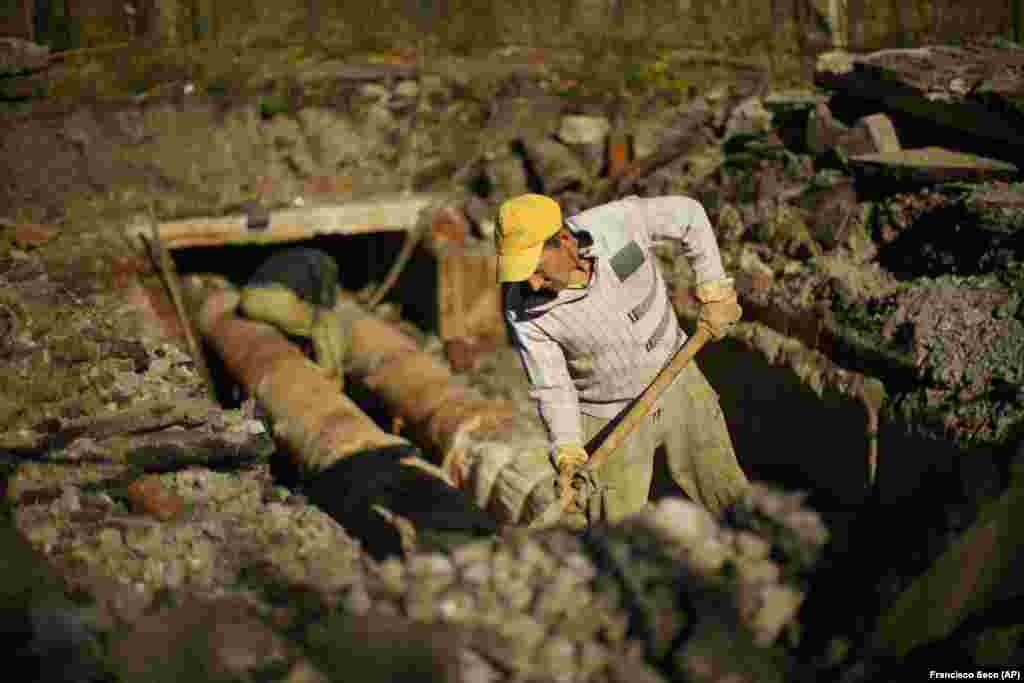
239, 284, 316, 337
694, 276, 742, 340
310, 308, 349, 381
553, 443, 589, 512
240, 285, 348, 381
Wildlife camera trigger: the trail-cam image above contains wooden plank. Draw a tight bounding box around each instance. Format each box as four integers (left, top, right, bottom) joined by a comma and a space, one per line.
153, 195, 446, 250
440, 246, 466, 340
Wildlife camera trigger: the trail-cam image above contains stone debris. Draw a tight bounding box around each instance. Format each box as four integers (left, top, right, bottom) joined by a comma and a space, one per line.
521, 136, 589, 193
724, 96, 775, 139
0, 38, 49, 77
333, 486, 828, 682
7, 449, 827, 682
125, 475, 187, 521
805, 104, 902, 160
557, 114, 612, 178
3, 220, 58, 249
482, 151, 532, 199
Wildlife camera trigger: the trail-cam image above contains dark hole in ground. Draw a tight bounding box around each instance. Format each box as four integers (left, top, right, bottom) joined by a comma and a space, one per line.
698, 336, 1018, 660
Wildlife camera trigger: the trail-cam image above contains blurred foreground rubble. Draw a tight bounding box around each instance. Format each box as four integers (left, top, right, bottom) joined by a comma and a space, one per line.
3, 481, 828, 682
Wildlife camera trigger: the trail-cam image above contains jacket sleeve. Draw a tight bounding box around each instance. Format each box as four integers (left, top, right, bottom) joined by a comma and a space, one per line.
638, 196, 728, 285
507, 315, 582, 448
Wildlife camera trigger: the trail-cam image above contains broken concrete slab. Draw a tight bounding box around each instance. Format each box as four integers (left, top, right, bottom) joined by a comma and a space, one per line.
814, 44, 1024, 165
557, 114, 611, 178
848, 147, 1019, 188
520, 137, 588, 194
853, 113, 901, 155
833, 113, 899, 158
806, 105, 901, 160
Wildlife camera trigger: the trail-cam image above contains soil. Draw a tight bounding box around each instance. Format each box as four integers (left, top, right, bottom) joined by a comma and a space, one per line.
2, 39, 1023, 680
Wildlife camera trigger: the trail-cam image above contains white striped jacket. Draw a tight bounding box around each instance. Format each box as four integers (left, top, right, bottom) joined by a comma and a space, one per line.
504, 195, 729, 448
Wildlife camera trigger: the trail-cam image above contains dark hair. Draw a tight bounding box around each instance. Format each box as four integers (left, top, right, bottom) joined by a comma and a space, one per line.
543, 231, 562, 248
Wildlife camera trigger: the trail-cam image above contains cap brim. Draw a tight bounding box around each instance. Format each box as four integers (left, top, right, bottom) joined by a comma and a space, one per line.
497, 241, 544, 283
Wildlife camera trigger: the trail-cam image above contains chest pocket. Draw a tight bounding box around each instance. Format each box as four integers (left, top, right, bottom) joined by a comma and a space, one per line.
609, 240, 661, 325
609, 240, 646, 281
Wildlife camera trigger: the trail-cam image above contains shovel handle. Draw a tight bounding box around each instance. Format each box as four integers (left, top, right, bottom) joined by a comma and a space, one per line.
527, 324, 713, 530
586, 324, 713, 472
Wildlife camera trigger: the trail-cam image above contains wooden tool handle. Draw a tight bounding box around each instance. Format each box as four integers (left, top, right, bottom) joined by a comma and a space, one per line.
586, 324, 712, 471
527, 324, 713, 530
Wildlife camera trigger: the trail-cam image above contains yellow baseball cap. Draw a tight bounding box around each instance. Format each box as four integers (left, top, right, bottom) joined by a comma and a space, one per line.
495, 194, 562, 283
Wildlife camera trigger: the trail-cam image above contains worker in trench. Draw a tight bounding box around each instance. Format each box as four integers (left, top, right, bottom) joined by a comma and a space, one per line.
496, 193, 751, 525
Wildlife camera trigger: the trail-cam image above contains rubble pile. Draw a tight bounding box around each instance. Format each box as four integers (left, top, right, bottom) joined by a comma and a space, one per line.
2, 35, 1023, 681
5, 469, 828, 682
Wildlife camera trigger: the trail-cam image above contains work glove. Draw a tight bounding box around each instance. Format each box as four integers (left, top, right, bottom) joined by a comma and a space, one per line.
239, 284, 316, 338
310, 307, 349, 381
552, 443, 589, 512
694, 276, 742, 340
240, 285, 348, 381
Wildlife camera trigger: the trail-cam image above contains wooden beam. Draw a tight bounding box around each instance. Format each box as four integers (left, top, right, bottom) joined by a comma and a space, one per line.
153, 195, 446, 250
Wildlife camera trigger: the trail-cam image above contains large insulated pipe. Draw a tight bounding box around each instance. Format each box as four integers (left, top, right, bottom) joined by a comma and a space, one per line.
188, 276, 496, 558
191, 276, 410, 475
332, 294, 561, 527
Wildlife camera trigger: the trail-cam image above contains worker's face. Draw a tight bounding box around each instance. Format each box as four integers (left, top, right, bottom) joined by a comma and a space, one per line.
526, 228, 580, 294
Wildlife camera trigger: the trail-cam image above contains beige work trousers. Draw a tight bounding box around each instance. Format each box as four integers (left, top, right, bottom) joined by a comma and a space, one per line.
581, 360, 749, 522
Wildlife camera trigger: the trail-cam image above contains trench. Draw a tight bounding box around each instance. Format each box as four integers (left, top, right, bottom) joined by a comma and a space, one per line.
169, 224, 1016, 663
700, 338, 1014, 657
